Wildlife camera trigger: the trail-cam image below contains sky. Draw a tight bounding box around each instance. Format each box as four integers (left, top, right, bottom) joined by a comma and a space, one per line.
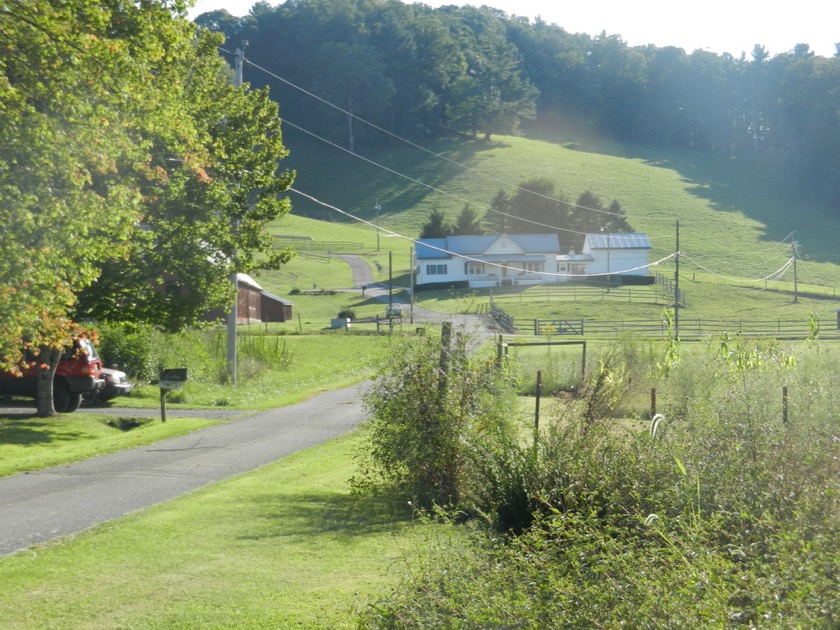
189, 0, 839, 58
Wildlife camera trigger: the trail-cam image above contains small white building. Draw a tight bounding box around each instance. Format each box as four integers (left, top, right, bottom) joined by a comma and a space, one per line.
581, 233, 652, 278
415, 234, 561, 288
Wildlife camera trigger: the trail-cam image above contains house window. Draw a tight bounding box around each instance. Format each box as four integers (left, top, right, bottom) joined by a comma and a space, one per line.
570, 263, 586, 276
426, 264, 448, 276
520, 262, 544, 273
466, 262, 484, 275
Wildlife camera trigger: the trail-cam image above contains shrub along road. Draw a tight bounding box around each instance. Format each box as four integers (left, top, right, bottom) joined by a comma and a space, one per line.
0, 382, 366, 556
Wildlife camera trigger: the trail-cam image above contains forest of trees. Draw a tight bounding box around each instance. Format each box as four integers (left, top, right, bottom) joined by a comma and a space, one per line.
197, 0, 840, 205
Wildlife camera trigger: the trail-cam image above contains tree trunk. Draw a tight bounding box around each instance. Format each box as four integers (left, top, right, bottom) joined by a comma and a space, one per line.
35, 347, 61, 418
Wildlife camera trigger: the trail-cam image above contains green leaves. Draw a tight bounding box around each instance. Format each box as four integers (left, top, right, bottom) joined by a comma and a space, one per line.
1, 0, 294, 363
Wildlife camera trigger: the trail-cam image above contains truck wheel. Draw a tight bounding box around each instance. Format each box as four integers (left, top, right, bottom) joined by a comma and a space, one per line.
81, 389, 98, 406
64, 392, 83, 413
53, 383, 82, 413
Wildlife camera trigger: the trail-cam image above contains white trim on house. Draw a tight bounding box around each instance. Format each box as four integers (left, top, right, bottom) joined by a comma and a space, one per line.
415, 234, 561, 288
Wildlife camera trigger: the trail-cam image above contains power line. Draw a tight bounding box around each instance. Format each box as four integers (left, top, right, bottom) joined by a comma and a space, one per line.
288, 187, 676, 279
282, 118, 591, 237
681, 252, 795, 283
228, 49, 675, 223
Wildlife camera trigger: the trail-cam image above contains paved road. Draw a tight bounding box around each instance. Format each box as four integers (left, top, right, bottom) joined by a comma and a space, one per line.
0, 382, 367, 556
0, 255, 489, 557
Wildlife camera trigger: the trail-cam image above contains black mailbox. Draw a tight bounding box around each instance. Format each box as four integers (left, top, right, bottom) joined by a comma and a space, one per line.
159, 368, 188, 390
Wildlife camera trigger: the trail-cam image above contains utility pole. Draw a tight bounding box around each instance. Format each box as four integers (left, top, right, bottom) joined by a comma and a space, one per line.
226, 47, 245, 385
600, 227, 611, 292
409, 246, 415, 324
375, 201, 381, 251
792, 237, 800, 303
674, 219, 680, 340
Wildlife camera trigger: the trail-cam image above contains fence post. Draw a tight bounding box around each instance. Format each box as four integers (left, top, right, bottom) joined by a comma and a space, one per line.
651, 388, 656, 417
438, 322, 453, 395
534, 370, 542, 437
782, 386, 789, 424
581, 341, 587, 378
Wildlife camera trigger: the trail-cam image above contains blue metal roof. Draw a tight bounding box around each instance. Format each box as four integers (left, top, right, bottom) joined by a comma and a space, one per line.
587, 233, 651, 249
416, 234, 560, 259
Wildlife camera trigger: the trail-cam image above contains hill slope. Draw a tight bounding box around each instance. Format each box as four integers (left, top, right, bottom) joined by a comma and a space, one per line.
282, 127, 840, 285
260, 127, 840, 325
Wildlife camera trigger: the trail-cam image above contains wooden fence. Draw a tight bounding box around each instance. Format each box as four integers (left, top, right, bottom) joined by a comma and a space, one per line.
486, 297, 836, 339
494, 316, 835, 339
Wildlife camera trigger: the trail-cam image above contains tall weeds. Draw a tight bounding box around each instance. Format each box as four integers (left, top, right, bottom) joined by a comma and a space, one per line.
359, 336, 840, 628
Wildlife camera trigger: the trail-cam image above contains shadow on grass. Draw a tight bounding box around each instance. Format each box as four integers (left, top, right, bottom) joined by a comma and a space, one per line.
238, 490, 412, 541
523, 126, 840, 263
0, 419, 89, 445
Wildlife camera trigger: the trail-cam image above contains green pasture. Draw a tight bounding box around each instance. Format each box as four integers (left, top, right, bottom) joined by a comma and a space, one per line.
415, 279, 840, 325
0, 433, 446, 629
266, 132, 840, 330
284, 131, 840, 287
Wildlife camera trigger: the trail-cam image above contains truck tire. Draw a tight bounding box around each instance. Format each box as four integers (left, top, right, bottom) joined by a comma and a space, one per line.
81, 389, 98, 406
53, 383, 82, 413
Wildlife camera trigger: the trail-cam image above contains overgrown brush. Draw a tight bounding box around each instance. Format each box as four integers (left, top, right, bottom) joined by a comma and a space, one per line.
353, 329, 516, 509
358, 334, 840, 628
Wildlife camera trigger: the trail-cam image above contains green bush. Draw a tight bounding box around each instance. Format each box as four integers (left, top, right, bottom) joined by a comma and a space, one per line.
96, 322, 157, 383
359, 338, 840, 628
354, 329, 515, 509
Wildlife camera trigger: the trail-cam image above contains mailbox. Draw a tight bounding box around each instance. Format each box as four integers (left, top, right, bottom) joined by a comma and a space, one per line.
159, 368, 188, 390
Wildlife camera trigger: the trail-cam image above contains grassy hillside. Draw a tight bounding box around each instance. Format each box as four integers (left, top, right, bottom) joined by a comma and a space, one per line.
262, 127, 840, 325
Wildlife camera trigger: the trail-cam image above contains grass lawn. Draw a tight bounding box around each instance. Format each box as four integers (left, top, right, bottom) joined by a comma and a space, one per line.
0, 433, 446, 629
0, 414, 226, 478
112, 334, 394, 410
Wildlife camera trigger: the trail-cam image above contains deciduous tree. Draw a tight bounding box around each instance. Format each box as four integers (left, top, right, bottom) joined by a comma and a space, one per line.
0, 0, 293, 415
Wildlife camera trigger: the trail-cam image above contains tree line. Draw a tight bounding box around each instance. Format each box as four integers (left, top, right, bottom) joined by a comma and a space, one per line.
197, 0, 840, 204
420, 177, 631, 252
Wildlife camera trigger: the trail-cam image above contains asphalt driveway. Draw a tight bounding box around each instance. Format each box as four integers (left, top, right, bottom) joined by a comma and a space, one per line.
0, 382, 367, 556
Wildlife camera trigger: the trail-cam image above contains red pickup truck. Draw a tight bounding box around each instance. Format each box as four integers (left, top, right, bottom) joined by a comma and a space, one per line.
0, 339, 105, 413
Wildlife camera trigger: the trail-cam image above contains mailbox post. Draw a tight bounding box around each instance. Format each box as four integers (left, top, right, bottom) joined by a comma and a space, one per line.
159, 368, 187, 423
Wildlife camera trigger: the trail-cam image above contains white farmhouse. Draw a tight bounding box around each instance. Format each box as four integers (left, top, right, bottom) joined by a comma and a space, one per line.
581, 232, 652, 278
415, 234, 561, 288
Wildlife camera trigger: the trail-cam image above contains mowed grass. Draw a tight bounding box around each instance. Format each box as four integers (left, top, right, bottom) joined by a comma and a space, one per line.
0, 414, 224, 477
0, 433, 440, 629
